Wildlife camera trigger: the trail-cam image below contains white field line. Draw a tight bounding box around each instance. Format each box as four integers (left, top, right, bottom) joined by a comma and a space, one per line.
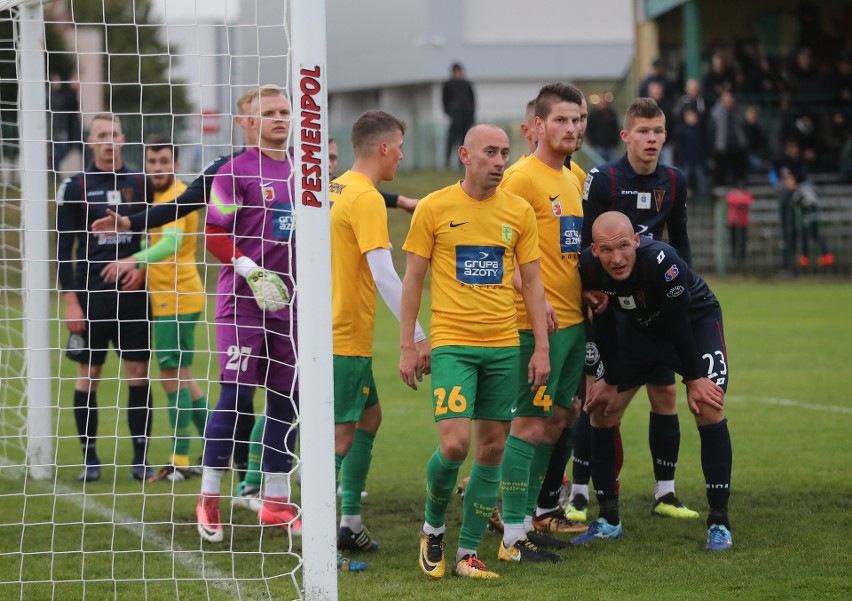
728, 395, 852, 415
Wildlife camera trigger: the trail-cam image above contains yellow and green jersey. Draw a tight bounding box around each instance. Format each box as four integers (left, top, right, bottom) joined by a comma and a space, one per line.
147, 179, 205, 317
403, 182, 540, 349
501, 154, 583, 330
329, 170, 390, 357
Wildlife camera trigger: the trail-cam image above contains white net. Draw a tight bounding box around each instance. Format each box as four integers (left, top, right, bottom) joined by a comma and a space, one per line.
0, 1, 333, 599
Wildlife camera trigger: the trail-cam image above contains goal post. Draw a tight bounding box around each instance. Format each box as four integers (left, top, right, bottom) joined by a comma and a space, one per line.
19, 0, 54, 481
291, 0, 338, 599
1, 0, 338, 598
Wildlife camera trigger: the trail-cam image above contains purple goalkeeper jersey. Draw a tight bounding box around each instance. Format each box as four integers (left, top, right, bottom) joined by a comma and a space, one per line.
207, 147, 295, 323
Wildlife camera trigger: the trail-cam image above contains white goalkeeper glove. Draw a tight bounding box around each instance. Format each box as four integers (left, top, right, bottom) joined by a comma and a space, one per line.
234, 256, 290, 312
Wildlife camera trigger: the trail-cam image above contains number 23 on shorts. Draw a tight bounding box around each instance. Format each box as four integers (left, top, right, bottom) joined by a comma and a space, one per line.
434, 386, 468, 416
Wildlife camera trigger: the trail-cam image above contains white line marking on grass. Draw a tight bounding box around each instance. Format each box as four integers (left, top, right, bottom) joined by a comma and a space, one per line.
729, 395, 852, 414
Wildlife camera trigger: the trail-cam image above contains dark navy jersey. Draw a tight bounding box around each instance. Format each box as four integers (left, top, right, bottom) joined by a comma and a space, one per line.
579, 238, 718, 382
582, 154, 691, 265
128, 149, 247, 232
56, 165, 148, 292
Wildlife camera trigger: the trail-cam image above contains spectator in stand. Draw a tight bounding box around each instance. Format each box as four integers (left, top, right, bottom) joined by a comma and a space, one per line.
743, 106, 768, 173
791, 114, 821, 171
674, 79, 706, 127
786, 48, 824, 97
702, 52, 736, 106
725, 187, 753, 265
708, 91, 748, 187
648, 81, 676, 166
781, 172, 833, 269
638, 58, 677, 104
675, 108, 708, 202
830, 56, 852, 105
585, 95, 621, 161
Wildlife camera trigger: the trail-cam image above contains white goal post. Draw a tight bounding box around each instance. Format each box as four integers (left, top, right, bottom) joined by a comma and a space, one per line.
1, 0, 336, 599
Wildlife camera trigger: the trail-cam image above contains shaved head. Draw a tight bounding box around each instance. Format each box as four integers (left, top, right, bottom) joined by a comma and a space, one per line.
592, 211, 634, 242
463, 123, 508, 148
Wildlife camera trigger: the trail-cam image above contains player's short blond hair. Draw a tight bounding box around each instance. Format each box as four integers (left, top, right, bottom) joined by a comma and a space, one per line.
236, 84, 288, 115
350, 110, 406, 154
90, 113, 121, 128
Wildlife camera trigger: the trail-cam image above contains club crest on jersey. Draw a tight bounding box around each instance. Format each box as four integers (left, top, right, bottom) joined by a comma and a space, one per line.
551, 200, 563, 216
122, 188, 135, 204
664, 264, 680, 281
618, 295, 637, 310
262, 185, 276, 202
502, 224, 513, 244
106, 190, 121, 205
637, 192, 651, 209
653, 189, 665, 212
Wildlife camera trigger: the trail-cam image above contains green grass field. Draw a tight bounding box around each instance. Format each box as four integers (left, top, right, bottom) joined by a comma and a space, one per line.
1, 169, 851, 600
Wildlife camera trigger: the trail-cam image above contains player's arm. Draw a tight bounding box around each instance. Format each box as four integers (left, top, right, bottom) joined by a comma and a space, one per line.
101, 225, 183, 283
366, 249, 427, 340
399, 251, 430, 390
666, 170, 693, 266
56, 177, 85, 334
380, 191, 420, 213
518, 259, 551, 390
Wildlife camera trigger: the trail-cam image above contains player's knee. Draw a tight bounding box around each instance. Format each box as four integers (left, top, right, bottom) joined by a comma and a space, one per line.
694, 407, 725, 427
647, 384, 678, 414
510, 417, 546, 445
123, 360, 149, 382
440, 437, 470, 463
357, 404, 382, 434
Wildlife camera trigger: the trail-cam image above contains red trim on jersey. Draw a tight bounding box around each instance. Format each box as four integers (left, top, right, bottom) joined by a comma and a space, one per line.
668, 167, 676, 211
205, 223, 244, 264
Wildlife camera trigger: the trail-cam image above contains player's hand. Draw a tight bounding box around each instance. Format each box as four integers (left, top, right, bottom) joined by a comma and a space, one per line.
91, 209, 131, 233
121, 268, 146, 291
584, 379, 618, 416
100, 256, 138, 283
399, 344, 422, 390
685, 378, 725, 415
64, 303, 86, 334
582, 289, 609, 314
545, 300, 559, 334
246, 268, 290, 312
415, 339, 431, 377
527, 348, 550, 391
397, 196, 420, 214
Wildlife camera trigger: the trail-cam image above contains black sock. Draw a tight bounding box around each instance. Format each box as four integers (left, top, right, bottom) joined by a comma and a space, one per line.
699, 418, 732, 529
537, 426, 572, 509
591, 425, 619, 524
73, 389, 99, 464
127, 384, 152, 465
233, 409, 255, 483
572, 410, 592, 486
649, 412, 680, 481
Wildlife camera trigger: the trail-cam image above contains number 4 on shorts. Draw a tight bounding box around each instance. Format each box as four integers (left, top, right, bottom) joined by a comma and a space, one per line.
532, 386, 553, 413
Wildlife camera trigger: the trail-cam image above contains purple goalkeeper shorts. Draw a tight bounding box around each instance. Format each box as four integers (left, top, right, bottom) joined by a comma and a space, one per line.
216, 317, 298, 393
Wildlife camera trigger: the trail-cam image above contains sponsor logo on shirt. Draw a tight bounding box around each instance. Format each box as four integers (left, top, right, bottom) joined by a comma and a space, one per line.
560, 215, 582, 253
636, 192, 651, 209
585, 341, 600, 366
456, 245, 505, 286
271, 201, 294, 240
664, 264, 680, 282
106, 190, 121, 205
667, 285, 685, 298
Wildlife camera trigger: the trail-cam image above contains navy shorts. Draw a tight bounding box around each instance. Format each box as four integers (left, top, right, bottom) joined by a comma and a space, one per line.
66, 290, 151, 365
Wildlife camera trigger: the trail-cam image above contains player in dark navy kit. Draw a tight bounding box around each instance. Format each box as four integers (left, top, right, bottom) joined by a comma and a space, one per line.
565, 97, 698, 523
571, 211, 733, 551
56, 113, 153, 483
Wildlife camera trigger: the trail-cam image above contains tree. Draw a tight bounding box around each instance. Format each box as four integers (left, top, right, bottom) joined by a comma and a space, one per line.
69, 0, 190, 115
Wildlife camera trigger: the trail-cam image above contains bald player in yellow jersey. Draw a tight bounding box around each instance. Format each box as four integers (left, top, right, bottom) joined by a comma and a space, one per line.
101, 135, 208, 482
329, 110, 429, 571
401, 124, 551, 580
492, 83, 588, 565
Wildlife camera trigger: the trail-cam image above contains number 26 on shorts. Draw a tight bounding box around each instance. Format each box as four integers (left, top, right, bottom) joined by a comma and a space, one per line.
434, 386, 467, 416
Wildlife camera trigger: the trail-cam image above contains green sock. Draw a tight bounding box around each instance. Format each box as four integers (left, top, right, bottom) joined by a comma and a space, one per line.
424, 448, 463, 529
340, 428, 375, 516
243, 415, 265, 491
525, 442, 555, 516
459, 462, 501, 551
500, 434, 536, 526
173, 388, 193, 457
191, 394, 208, 437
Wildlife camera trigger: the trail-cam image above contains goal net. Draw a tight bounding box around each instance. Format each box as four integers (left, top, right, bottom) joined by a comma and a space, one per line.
0, 1, 335, 599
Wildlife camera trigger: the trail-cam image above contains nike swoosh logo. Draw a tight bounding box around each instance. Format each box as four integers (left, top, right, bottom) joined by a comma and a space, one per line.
510, 407, 517, 413
449, 221, 468, 228
637, 224, 649, 234
420, 553, 438, 573
549, 195, 560, 201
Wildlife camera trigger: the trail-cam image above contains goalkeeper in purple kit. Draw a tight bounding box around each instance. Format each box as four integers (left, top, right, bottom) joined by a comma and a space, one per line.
195, 85, 301, 542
